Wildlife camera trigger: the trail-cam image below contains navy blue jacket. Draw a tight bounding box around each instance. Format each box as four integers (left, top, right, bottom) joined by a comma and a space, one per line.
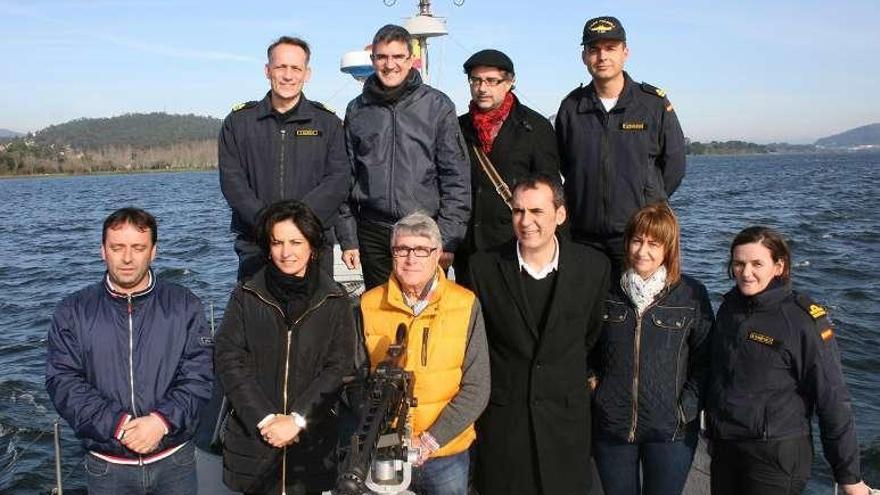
555, 72, 686, 241
46, 273, 213, 458
592, 274, 713, 443
218, 92, 350, 238
706, 282, 861, 484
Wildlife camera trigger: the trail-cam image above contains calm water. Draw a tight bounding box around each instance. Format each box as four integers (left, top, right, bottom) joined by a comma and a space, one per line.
0, 153, 878, 493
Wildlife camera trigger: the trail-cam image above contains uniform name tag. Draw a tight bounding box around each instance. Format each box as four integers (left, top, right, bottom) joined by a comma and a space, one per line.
621, 122, 646, 131
296, 129, 320, 136
748, 331, 780, 348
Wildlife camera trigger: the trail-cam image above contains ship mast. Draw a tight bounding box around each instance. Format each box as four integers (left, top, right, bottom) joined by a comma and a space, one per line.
341, 0, 464, 84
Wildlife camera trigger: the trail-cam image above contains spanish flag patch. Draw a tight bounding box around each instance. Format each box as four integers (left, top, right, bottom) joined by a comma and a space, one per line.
820, 328, 834, 341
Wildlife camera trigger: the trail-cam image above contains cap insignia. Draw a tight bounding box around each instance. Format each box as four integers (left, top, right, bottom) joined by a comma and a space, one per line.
589, 19, 616, 33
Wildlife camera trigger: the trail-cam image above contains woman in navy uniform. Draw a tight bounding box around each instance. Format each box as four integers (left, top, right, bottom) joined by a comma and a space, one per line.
591, 202, 713, 495
706, 226, 871, 495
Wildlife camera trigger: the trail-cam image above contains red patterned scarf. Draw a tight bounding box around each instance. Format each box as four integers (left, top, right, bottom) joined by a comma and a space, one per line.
470, 92, 515, 154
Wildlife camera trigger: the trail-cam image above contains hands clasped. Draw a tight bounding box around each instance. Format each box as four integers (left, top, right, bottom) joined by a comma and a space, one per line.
260, 415, 302, 449
120, 414, 166, 454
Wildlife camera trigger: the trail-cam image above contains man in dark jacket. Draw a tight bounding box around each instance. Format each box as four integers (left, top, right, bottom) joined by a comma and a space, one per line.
337, 24, 470, 290
556, 16, 686, 268
468, 174, 610, 495
454, 49, 560, 288
219, 36, 350, 281
46, 208, 213, 494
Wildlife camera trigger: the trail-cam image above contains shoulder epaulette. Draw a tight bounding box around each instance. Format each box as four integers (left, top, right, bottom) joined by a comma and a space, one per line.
640, 82, 667, 98
310, 100, 336, 114
795, 293, 836, 342
795, 293, 828, 320
231, 101, 258, 112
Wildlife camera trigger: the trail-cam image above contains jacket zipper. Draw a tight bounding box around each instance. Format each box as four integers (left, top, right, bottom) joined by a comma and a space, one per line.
126, 295, 144, 465
241, 285, 337, 494
389, 106, 397, 217
278, 128, 287, 198
625, 288, 664, 443
599, 109, 610, 234
421, 327, 430, 367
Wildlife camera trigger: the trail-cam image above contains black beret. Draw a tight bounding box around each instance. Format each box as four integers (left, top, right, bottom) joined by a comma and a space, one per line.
582, 16, 626, 45
462, 49, 514, 75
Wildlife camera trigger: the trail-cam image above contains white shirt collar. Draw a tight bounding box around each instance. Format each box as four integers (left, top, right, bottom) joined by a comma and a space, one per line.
517, 236, 559, 280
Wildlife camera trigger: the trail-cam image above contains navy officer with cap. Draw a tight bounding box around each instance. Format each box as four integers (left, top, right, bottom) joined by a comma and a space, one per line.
219, 36, 350, 281
454, 49, 560, 287
555, 16, 686, 269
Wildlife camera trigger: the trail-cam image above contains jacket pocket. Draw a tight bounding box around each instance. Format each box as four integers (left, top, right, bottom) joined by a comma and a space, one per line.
602, 300, 629, 324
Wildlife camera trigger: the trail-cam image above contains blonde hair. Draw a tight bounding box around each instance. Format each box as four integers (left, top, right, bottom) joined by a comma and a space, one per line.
623, 202, 681, 285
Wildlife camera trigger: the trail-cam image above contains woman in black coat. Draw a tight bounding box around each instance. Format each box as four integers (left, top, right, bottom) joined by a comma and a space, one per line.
591, 202, 713, 495
215, 200, 356, 495
706, 226, 871, 495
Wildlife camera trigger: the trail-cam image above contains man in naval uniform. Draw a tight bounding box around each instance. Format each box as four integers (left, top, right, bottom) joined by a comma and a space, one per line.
555, 16, 686, 270
219, 36, 350, 281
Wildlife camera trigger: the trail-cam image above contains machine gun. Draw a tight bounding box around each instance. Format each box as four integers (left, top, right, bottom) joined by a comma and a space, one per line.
334, 323, 419, 495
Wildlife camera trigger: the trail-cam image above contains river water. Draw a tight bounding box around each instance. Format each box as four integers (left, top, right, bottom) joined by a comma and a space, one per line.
1, 152, 878, 493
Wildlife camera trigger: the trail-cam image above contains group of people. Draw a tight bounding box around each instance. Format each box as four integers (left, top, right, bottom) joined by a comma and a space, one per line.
45, 15, 873, 495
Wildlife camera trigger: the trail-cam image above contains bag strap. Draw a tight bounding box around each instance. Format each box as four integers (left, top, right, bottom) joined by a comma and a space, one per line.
471, 145, 513, 210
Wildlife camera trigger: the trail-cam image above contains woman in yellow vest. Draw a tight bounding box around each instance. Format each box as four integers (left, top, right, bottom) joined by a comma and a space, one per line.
360, 211, 490, 495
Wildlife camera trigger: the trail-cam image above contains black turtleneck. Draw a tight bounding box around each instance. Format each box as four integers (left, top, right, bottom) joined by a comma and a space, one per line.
265, 261, 317, 322
362, 68, 422, 106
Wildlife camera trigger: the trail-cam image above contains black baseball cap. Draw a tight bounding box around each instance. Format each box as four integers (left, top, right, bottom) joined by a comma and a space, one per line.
462, 49, 514, 75
582, 16, 626, 45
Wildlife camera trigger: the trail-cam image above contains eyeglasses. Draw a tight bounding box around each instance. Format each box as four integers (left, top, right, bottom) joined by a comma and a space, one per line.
371, 53, 411, 63
391, 246, 438, 258
468, 77, 508, 88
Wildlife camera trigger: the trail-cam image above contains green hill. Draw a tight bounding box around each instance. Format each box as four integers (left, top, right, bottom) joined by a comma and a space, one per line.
815, 123, 880, 148
35, 112, 221, 149
1, 113, 221, 175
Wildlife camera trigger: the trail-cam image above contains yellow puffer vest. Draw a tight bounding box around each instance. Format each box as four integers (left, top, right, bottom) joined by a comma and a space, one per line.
360, 269, 476, 458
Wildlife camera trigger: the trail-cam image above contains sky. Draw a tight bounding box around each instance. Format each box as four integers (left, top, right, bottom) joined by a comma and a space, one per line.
1, 0, 878, 144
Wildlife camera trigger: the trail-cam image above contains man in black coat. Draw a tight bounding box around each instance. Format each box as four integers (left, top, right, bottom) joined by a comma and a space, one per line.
468, 174, 610, 495
454, 49, 560, 287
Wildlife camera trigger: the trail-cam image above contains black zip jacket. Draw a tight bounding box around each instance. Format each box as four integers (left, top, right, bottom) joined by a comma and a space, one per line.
218, 92, 350, 238
706, 282, 862, 485
336, 71, 471, 252
214, 266, 357, 492
592, 274, 713, 443
555, 72, 686, 240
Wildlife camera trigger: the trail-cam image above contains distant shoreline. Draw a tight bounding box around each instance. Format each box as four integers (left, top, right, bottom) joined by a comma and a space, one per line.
0, 165, 216, 180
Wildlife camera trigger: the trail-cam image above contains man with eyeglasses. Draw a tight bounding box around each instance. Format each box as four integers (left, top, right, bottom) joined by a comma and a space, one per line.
454, 49, 560, 288
218, 36, 350, 282
337, 24, 470, 291
359, 211, 490, 495
555, 16, 686, 269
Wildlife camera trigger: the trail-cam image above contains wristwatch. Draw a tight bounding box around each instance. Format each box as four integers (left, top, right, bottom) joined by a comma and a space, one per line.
291, 412, 307, 429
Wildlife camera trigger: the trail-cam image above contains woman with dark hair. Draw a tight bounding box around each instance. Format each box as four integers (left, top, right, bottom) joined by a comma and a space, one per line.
591, 202, 713, 495
706, 226, 871, 495
215, 199, 356, 495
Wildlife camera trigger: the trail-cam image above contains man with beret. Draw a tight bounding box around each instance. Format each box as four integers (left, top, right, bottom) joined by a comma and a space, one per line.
454, 49, 560, 288
555, 16, 686, 269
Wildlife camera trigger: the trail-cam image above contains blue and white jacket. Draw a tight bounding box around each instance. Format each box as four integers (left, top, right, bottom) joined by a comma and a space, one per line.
46, 271, 213, 462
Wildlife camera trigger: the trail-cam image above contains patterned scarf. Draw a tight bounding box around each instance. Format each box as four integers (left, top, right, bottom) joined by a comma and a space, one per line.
621, 265, 668, 316
470, 92, 515, 154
